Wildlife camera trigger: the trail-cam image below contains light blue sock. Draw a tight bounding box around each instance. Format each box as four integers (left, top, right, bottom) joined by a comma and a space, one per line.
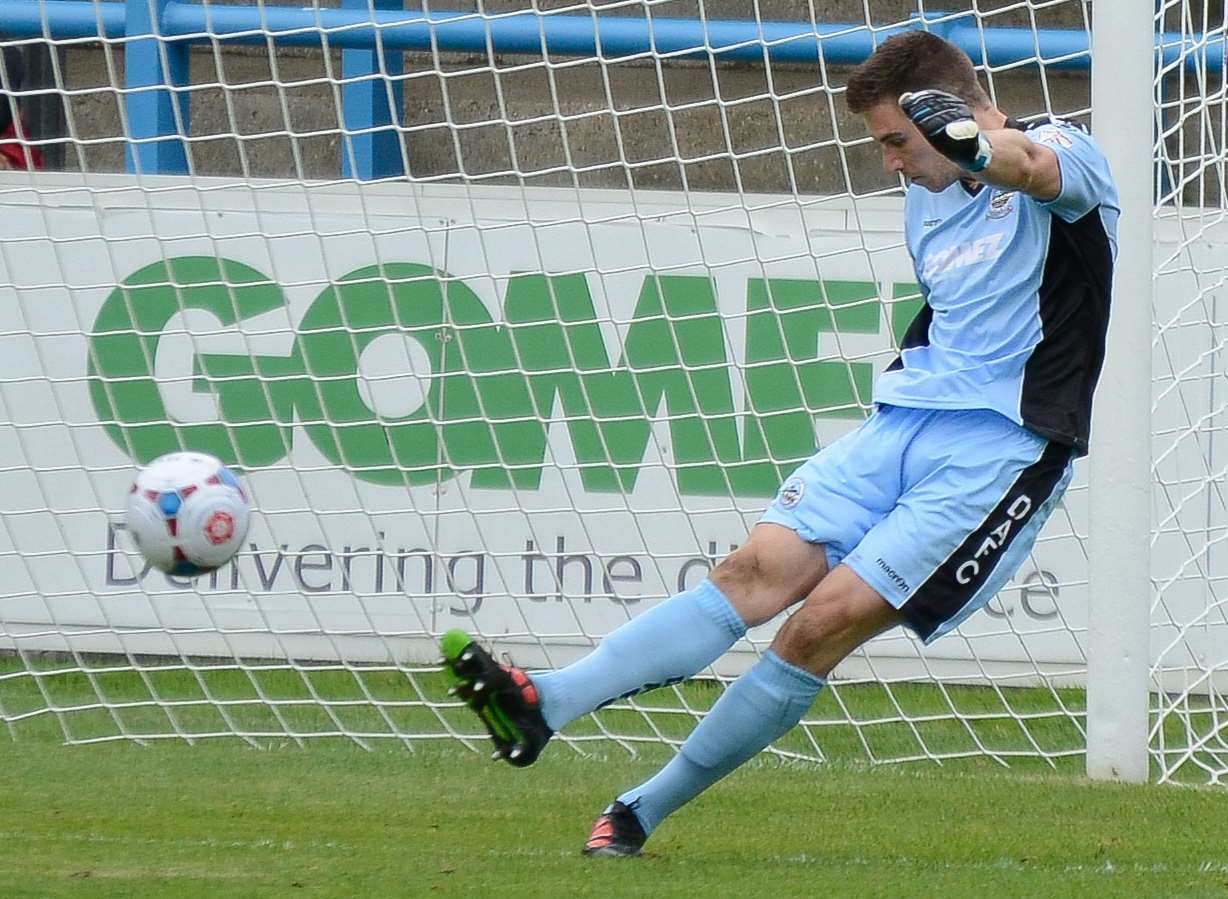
617, 650, 825, 835
533, 580, 746, 731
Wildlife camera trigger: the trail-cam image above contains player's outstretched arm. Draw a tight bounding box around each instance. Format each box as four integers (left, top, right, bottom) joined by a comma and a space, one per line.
899, 89, 1060, 201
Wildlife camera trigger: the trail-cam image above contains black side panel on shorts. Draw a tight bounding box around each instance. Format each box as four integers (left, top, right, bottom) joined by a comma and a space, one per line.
886, 302, 935, 372
901, 441, 1074, 640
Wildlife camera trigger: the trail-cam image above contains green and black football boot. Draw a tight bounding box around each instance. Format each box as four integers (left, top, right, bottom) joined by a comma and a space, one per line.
439, 629, 553, 767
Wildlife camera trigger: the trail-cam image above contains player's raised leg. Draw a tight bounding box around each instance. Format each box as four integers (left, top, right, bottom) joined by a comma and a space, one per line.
440, 522, 827, 766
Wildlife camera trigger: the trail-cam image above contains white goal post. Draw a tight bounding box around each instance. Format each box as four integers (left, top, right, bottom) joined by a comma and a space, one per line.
0, 1, 1224, 785
1086, 0, 1153, 783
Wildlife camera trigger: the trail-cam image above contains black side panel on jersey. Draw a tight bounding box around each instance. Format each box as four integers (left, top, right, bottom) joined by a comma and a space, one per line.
901, 440, 1074, 641
886, 302, 935, 372
1018, 207, 1113, 453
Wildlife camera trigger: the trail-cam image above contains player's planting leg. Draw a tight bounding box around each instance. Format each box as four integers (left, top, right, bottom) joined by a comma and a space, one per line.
583, 650, 824, 856
584, 568, 900, 856
581, 800, 649, 857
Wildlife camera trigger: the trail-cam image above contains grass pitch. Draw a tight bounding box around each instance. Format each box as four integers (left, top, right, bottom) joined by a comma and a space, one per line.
4, 659, 1228, 898
5, 739, 1228, 899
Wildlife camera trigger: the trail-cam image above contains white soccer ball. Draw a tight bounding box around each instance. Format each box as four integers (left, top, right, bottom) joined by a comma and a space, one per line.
124, 451, 251, 577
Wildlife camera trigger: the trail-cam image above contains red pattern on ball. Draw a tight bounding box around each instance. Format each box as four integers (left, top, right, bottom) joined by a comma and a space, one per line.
204, 510, 235, 545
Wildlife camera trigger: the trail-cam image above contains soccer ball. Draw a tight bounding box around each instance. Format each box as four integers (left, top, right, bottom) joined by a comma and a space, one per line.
124, 451, 251, 576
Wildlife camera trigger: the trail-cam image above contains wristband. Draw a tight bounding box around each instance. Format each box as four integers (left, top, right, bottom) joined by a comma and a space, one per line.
964, 132, 994, 173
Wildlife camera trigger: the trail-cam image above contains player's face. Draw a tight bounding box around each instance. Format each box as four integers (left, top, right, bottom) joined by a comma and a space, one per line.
862, 100, 963, 192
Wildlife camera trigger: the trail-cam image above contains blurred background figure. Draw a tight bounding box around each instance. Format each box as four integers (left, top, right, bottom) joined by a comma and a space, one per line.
0, 44, 47, 171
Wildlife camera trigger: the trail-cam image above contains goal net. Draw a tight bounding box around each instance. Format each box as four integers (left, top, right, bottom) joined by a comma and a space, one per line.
0, 0, 1220, 781
1151, 0, 1228, 784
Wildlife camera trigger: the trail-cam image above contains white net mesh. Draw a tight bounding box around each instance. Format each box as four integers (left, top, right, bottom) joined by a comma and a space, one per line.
1151, 0, 1228, 783
0, 0, 1218, 782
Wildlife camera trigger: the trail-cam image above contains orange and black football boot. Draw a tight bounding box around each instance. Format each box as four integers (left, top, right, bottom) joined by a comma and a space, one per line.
582, 801, 647, 857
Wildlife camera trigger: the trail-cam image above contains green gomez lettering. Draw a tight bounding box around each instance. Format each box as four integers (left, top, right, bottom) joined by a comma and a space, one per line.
88, 256, 919, 497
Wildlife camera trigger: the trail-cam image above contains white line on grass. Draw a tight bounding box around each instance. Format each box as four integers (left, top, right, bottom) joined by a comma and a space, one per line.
485, 847, 1228, 876
0, 830, 350, 852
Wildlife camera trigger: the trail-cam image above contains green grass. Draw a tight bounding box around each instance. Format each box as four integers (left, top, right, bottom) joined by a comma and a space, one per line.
0, 654, 1090, 770
4, 657, 1228, 897
5, 740, 1228, 898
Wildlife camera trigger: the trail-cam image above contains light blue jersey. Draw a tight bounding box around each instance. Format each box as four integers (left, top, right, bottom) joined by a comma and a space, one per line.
875, 118, 1119, 453
760, 117, 1118, 642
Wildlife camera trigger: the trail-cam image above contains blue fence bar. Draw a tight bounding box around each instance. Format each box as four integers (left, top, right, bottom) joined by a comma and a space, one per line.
125, 0, 189, 174
6, 2, 1222, 71
341, 0, 405, 180
3, 1, 125, 40
164, 5, 1102, 69
0, 2, 1222, 176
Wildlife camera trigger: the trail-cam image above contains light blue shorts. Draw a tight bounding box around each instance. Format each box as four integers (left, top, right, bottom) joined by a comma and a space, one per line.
760, 405, 1075, 643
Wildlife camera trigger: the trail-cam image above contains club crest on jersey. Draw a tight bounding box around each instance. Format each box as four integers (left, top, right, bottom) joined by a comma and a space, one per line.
777, 477, 805, 509
1035, 127, 1074, 148
987, 189, 1016, 219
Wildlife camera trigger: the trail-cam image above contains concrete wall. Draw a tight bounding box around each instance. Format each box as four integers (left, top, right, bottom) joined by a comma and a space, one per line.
33, 1, 1098, 192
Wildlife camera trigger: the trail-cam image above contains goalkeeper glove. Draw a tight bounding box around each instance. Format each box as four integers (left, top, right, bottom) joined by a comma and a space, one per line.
898, 89, 994, 173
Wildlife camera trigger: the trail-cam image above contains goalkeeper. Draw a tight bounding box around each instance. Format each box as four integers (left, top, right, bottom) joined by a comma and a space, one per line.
442, 30, 1119, 857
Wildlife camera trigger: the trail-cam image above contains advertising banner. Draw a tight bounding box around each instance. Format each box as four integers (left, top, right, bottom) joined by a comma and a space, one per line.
0, 175, 1220, 683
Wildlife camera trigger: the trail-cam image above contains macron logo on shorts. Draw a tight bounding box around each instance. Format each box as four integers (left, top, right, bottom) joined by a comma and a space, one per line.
875, 557, 911, 595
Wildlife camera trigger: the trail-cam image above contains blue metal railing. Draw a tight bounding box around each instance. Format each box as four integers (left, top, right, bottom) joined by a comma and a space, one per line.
0, 1, 1222, 178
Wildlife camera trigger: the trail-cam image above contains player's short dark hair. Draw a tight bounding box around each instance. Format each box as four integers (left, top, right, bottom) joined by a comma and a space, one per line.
845, 32, 989, 114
